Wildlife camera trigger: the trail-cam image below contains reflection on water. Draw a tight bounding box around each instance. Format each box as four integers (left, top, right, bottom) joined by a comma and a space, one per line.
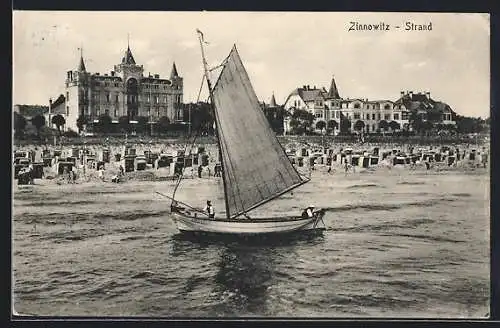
213, 246, 273, 315
169, 232, 325, 316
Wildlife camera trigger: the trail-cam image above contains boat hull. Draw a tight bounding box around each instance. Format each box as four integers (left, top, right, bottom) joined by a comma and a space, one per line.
170, 211, 325, 235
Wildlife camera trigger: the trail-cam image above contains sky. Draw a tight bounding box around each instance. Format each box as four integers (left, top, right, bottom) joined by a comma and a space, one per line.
13, 11, 490, 118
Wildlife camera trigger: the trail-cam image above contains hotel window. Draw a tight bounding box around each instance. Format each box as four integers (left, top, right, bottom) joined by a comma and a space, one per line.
114, 109, 118, 117
384, 114, 390, 120
105, 109, 109, 115
155, 96, 159, 104
115, 83, 119, 87
377, 114, 381, 120
106, 93, 110, 103
147, 107, 151, 117
115, 95, 119, 103
105, 82, 109, 87
384, 104, 390, 110
147, 94, 150, 103
96, 107, 100, 116
353, 113, 360, 119
402, 112, 409, 120
372, 113, 376, 120
354, 103, 360, 109
366, 114, 370, 120
157, 108, 160, 117
66, 92, 69, 101
393, 113, 400, 120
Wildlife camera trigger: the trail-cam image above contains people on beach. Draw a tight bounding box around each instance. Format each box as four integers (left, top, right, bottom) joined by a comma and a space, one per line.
205, 200, 215, 218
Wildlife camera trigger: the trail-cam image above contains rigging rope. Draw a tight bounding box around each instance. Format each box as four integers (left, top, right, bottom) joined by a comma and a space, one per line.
170, 75, 206, 206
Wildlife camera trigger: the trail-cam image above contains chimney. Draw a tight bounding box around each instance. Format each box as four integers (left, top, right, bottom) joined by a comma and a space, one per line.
303, 85, 306, 89
104, 74, 108, 76
155, 74, 160, 78
426, 91, 430, 99
409, 91, 413, 98
307, 85, 310, 90
400, 91, 404, 97
313, 85, 316, 89
111, 71, 115, 76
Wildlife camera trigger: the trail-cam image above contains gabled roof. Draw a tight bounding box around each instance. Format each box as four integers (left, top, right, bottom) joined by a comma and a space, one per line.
285, 87, 326, 106
50, 94, 66, 115
122, 46, 136, 65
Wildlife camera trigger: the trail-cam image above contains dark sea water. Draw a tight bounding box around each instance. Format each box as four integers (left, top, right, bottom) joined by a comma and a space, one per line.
12, 167, 490, 317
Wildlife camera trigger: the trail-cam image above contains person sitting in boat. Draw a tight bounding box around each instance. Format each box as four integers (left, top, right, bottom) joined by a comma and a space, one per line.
302, 205, 316, 219
204, 200, 215, 218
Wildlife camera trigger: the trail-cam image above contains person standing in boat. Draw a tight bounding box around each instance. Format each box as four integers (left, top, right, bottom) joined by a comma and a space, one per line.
205, 200, 215, 218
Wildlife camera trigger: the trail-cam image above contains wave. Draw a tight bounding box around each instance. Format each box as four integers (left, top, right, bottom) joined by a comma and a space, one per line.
333, 293, 417, 309
323, 204, 401, 212
120, 235, 145, 242
451, 193, 471, 197
397, 181, 425, 185
16, 210, 171, 225
347, 184, 383, 189
131, 271, 155, 279
379, 233, 465, 243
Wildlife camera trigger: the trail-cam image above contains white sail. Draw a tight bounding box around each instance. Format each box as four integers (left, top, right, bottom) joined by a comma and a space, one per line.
211, 45, 307, 219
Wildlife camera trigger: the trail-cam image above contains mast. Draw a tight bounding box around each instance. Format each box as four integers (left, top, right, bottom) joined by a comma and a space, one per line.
197, 29, 231, 220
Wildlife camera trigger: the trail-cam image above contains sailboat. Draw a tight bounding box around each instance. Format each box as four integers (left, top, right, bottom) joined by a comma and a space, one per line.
167, 31, 326, 235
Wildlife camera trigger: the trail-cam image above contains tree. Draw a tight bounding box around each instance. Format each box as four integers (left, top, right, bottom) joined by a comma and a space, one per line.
76, 115, 88, 133
98, 114, 112, 134
421, 120, 433, 136
327, 120, 338, 135
263, 106, 285, 134
158, 116, 170, 133
136, 116, 149, 134
354, 120, 365, 132
289, 118, 303, 135
290, 109, 314, 135
118, 115, 130, 133
315, 120, 326, 131
378, 120, 388, 131
31, 114, 46, 138
183, 102, 215, 135
51, 114, 66, 135
409, 111, 424, 134
14, 112, 27, 138
339, 113, 351, 134
389, 120, 401, 131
